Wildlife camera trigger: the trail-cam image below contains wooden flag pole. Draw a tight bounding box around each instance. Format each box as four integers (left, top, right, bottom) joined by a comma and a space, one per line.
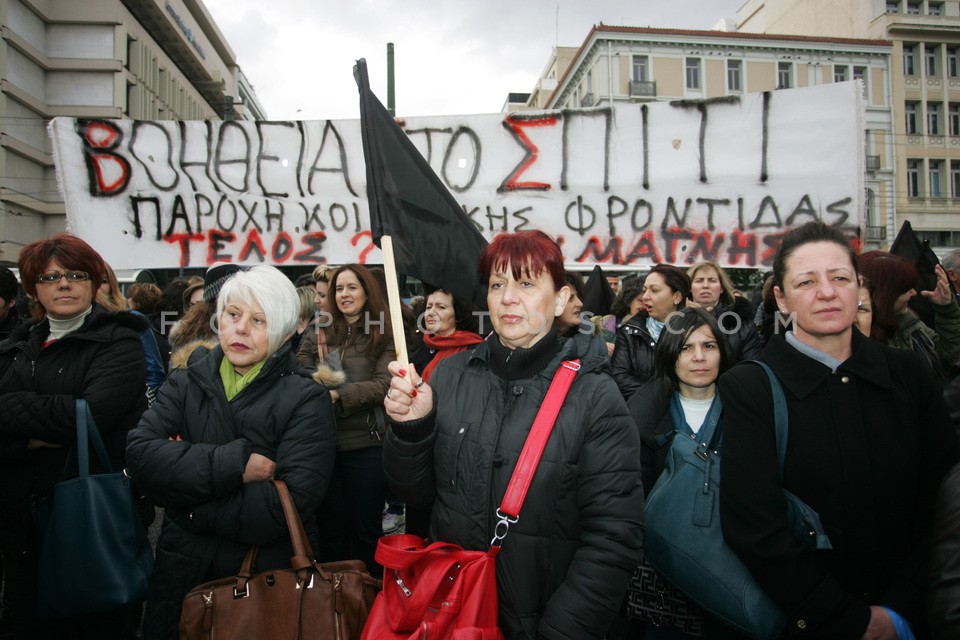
380, 235, 412, 383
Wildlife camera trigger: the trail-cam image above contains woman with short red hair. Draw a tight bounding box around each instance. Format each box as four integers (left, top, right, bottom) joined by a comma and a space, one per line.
859, 250, 960, 380
0, 233, 148, 638
382, 230, 643, 639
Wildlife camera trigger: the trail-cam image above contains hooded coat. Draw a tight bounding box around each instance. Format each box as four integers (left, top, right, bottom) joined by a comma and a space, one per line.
125, 342, 337, 640
383, 331, 644, 640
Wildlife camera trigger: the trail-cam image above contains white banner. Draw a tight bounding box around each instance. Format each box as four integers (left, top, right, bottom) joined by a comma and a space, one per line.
50, 81, 863, 270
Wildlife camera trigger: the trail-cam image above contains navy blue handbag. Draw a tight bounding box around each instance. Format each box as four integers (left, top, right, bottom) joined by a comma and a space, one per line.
32, 399, 154, 618
643, 362, 831, 640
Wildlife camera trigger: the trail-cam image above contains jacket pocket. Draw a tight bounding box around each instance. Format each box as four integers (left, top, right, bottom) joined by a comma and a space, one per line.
435, 421, 473, 491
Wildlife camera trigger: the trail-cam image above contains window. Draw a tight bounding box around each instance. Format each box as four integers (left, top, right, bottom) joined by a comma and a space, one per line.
929, 102, 942, 134
949, 47, 958, 77
727, 60, 742, 92
930, 1, 944, 15
907, 1, 922, 13
951, 103, 960, 135
686, 58, 701, 90
926, 44, 939, 76
951, 160, 960, 196
917, 230, 958, 245
887, 0, 900, 11
853, 66, 868, 97
834, 65, 848, 83
908, 159, 922, 196
632, 55, 649, 82
777, 61, 793, 89
906, 102, 919, 134
904, 44, 917, 75
930, 160, 944, 197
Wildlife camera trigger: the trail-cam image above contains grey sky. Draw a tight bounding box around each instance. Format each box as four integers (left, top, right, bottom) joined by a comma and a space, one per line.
204, 0, 746, 120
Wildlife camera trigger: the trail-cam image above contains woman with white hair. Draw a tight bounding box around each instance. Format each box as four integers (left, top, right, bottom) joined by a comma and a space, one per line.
125, 265, 338, 640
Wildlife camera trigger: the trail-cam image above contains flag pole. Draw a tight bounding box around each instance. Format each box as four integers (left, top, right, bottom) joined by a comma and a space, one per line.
380, 235, 412, 382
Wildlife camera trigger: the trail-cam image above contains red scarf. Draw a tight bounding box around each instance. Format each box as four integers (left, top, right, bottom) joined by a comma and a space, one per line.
421, 330, 484, 382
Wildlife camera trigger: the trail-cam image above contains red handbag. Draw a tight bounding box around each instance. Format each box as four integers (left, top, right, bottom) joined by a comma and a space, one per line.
361, 360, 581, 640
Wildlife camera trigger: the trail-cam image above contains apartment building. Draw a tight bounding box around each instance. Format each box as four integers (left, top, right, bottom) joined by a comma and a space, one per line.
528, 24, 894, 250
736, 0, 960, 252
0, 0, 265, 264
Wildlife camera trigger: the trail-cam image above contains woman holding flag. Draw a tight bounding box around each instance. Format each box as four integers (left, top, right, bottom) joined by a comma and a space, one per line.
381, 230, 643, 639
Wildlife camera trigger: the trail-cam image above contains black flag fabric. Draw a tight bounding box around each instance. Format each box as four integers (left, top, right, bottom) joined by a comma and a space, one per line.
581, 265, 615, 316
889, 220, 942, 328
354, 59, 488, 308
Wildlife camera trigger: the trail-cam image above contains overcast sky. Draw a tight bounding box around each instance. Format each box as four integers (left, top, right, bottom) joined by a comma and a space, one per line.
203, 0, 747, 121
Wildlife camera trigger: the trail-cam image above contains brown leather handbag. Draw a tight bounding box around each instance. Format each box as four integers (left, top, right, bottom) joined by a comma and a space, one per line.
179, 480, 381, 640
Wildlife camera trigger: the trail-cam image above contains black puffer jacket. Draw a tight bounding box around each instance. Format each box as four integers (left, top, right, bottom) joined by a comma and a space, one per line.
0, 305, 147, 496
0, 306, 147, 633
930, 462, 960, 639
384, 331, 644, 640
611, 312, 658, 401
126, 343, 337, 640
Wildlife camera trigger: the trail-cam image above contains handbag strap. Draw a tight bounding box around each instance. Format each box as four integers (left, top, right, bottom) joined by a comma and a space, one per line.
491, 359, 580, 547
273, 480, 318, 571
71, 398, 113, 477
750, 362, 789, 481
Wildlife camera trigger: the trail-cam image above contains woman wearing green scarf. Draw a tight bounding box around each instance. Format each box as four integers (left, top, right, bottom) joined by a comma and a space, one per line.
126, 265, 338, 640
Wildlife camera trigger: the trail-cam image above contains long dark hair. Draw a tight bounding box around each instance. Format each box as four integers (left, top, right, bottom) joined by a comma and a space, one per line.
654, 307, 733, 389
327, 264, 391, 356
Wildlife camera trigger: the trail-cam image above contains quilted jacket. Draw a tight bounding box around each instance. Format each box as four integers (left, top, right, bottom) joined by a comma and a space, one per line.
383, 331, 644, 640
125, 342, 337, 640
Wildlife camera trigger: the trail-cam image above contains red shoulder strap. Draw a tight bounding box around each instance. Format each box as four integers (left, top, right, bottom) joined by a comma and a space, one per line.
497, 359, 580, 523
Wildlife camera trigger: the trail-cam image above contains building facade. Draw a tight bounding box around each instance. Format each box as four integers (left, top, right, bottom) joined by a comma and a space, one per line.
529, 25, 895, 250
736, 0, 960, 253
0, 0, 265, 265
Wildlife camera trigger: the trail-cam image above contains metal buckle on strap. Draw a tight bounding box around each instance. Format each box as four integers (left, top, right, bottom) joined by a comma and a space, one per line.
561, 360, 581, 372
490, 508, 519, 547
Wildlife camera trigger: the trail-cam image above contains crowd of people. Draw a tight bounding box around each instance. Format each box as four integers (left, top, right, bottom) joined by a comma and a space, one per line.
0, 227, 959, 639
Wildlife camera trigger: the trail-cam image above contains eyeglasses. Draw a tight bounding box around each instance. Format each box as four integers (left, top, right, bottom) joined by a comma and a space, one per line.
36, 271, 90, 284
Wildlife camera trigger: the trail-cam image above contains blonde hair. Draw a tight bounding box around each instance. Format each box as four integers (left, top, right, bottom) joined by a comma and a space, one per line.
97, 261, 127, 311
312, 265, 337, 284
687, 261, 735, 308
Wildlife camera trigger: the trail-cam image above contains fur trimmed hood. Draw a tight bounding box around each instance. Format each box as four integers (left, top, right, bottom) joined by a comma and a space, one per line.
168, 339, 219, 371
312, 361, 346, 388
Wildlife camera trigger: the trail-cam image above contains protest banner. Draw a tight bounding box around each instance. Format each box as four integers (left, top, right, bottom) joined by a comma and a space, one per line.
49, 81, 863, 270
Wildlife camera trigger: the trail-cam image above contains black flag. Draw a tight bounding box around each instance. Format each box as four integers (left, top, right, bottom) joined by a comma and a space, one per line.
354, 59, 488, 307
889, 220, 942, 327
581, 265, 615, 316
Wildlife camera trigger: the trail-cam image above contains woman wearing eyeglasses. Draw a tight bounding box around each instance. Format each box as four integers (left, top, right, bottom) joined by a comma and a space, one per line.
0, 233, 149, 639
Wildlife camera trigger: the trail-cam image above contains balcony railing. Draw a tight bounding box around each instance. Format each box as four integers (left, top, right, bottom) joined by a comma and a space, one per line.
629, 80, 656, 97
865, 226, 887, 241
866, 155, 881, 170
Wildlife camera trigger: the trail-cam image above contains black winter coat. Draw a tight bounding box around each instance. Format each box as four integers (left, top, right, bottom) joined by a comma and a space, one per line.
0, 306, 148, 634
126, 343, 338, 640
718, 331, 959, 638
711, 298, 762, 363
611, 312, 658, 401
929, 462, 960, 639
384, 332, 644, 640
0, 306, 147, 497
625, 379, 675, 496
